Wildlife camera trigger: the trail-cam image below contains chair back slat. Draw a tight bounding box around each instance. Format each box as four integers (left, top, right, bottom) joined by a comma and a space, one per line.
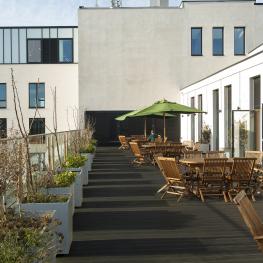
245, 151, 262, 166
158, 157, 183, 181
234, 191, 263, 252
129, 142, 142, 158
184, 150, 202, 159
231, 158, 256, 182
203, 158, 228, 176
206, 151, 225, 158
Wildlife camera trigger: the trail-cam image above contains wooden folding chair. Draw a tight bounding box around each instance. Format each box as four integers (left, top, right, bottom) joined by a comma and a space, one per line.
158, 157, 190, 202
234, 190, 263, 252
206, 151, 225, 158
129, 142, 150, 165
227, 158, 256, 202
198, 158, 228, 202
184, 150, 202, 159
154, 154, 169, 194
118, 135, 129, 150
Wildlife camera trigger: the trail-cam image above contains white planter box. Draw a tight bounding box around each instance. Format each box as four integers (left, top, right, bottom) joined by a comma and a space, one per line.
200, 143, 210, 153
47, 183, 75, 215
67, 168, 83, 207
21, 195, 73, 255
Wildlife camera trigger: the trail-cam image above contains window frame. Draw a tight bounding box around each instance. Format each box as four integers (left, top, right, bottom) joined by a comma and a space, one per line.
27, 38, 42, 64
191, 27, 203, 56
29, 82, 45, 109
234, 27, 245, 56
0, 83, 6, 109
212, 27, 224, 56
58, 38, 74, 63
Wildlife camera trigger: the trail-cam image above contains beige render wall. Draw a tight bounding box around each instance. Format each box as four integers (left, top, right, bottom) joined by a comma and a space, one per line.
0, 64, 79, 134
78, 2, 263, 111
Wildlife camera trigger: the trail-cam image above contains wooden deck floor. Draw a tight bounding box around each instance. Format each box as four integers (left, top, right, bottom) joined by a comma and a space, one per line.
58, 147, 263, 263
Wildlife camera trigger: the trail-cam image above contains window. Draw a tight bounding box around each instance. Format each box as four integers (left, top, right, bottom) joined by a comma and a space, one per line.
0, 83, 6, 108
191, 28, 202, 56
234, 27, 245, 55
213, 27, 224, 56
42, 39, 58, 63
0, 118, 7, 138
198, 94, 203, 141
29, 83, 45, 108
191, 97, 195, 142
29, 118, 45, 135
224, 85, 232, 148
59, 39, 73, 63
27, 39, 41, 63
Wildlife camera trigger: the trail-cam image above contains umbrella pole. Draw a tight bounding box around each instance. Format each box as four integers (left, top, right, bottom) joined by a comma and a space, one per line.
144, 118, 147, 138
163, 113, 166, 140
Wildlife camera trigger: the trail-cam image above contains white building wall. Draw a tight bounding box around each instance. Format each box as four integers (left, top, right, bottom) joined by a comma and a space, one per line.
0, 64, 79, 134
181, 51, 263, 152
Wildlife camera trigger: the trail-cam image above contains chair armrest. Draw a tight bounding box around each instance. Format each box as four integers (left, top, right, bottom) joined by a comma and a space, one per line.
254, 235, 263, 240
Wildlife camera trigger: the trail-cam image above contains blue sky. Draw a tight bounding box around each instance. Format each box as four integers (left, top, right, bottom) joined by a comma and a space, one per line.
0, 0, 156, 26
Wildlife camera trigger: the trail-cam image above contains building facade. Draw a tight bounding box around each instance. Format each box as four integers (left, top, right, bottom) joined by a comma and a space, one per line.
78, 0, 263, 143
181, 44, 263, 156
0, 26, 78, 137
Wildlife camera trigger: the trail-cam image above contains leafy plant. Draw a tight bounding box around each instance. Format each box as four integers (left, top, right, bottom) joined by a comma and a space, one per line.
23, 193, 68, 203
63, 155, 87, 168
90, 138, 97, 146
201, 124, 211, 144
0, 209, 58, 263
52, 171, 76, 187
80, 143, 95, 154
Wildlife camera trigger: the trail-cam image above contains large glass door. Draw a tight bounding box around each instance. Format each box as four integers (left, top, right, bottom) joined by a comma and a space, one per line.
232, 109, 260, 157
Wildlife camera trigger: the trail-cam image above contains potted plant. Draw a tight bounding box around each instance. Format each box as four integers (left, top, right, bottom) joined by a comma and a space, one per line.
46, 170, 76, 215
80, 142, 96, 176
21, 192, 73, 255
200, 124, 211, 153
0, 209, 58, 263
63, 155, 87, 207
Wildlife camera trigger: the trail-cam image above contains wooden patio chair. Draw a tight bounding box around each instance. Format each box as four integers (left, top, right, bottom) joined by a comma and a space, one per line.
206, 151, 225, 158
233, 190, 263, 253
227, 158, 256, 202
198, 158, 228, 202
154, 154, 169, 194
157, 157, 190, 202
184, 150, 202, 159
118, 135, 129, 150
129, 142, 150, 165
183, 140, 194, 150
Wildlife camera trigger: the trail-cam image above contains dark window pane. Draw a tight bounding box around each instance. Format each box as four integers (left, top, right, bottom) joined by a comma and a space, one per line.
234, 27, 245, 55
27, 40, 41, 63
191, 28, 202, 56
0, 83, 6, 108
42, 39, 58, 63
0, 118, 7, 138
29, 118, 45, 135
59, 39, 73, 62
213, 28, 223, 56
29, 83, 45, 108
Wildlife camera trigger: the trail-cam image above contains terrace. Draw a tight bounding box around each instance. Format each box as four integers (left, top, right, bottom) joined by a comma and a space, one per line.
57, 146, 263, 262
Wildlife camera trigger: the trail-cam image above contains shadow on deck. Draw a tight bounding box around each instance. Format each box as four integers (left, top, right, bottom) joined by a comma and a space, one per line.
58, 147, 263, 263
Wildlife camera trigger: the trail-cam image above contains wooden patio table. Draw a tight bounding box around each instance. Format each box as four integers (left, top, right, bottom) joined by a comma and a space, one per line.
179, 158, 234, 168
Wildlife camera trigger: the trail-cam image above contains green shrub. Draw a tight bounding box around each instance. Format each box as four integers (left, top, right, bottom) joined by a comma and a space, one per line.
53, 171, 76, 187
90, 138, 97, 146
80, 143, 95, 154
23, 193, 68, 203
63, 155, 87, 168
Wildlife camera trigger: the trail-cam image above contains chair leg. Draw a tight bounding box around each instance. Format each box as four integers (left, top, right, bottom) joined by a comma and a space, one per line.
177, 193, 184, 203
223, 191, 228, 203
157, 184, 168, 194
228, 191, 233, 202
161, 190, 167, 199
199, 189, 205, 202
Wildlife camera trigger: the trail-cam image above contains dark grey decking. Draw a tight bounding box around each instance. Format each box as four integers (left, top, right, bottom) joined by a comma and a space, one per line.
58, 147, 263, 263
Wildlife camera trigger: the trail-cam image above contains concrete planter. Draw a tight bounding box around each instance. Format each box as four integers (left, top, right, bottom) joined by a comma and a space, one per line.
21, 194, 73, 255
67, 168, 83, 207
47, 183, 75, 215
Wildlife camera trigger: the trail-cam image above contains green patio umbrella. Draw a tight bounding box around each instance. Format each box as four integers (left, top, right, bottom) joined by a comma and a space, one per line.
115, 109, 176, 137
132, 99, 205, 139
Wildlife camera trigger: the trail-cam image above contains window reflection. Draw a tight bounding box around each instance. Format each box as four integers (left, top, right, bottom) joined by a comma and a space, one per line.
29, 83, 45, 108
191, 28, 202, 56
59, 39, 73, 63
234, 27, 245, 55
